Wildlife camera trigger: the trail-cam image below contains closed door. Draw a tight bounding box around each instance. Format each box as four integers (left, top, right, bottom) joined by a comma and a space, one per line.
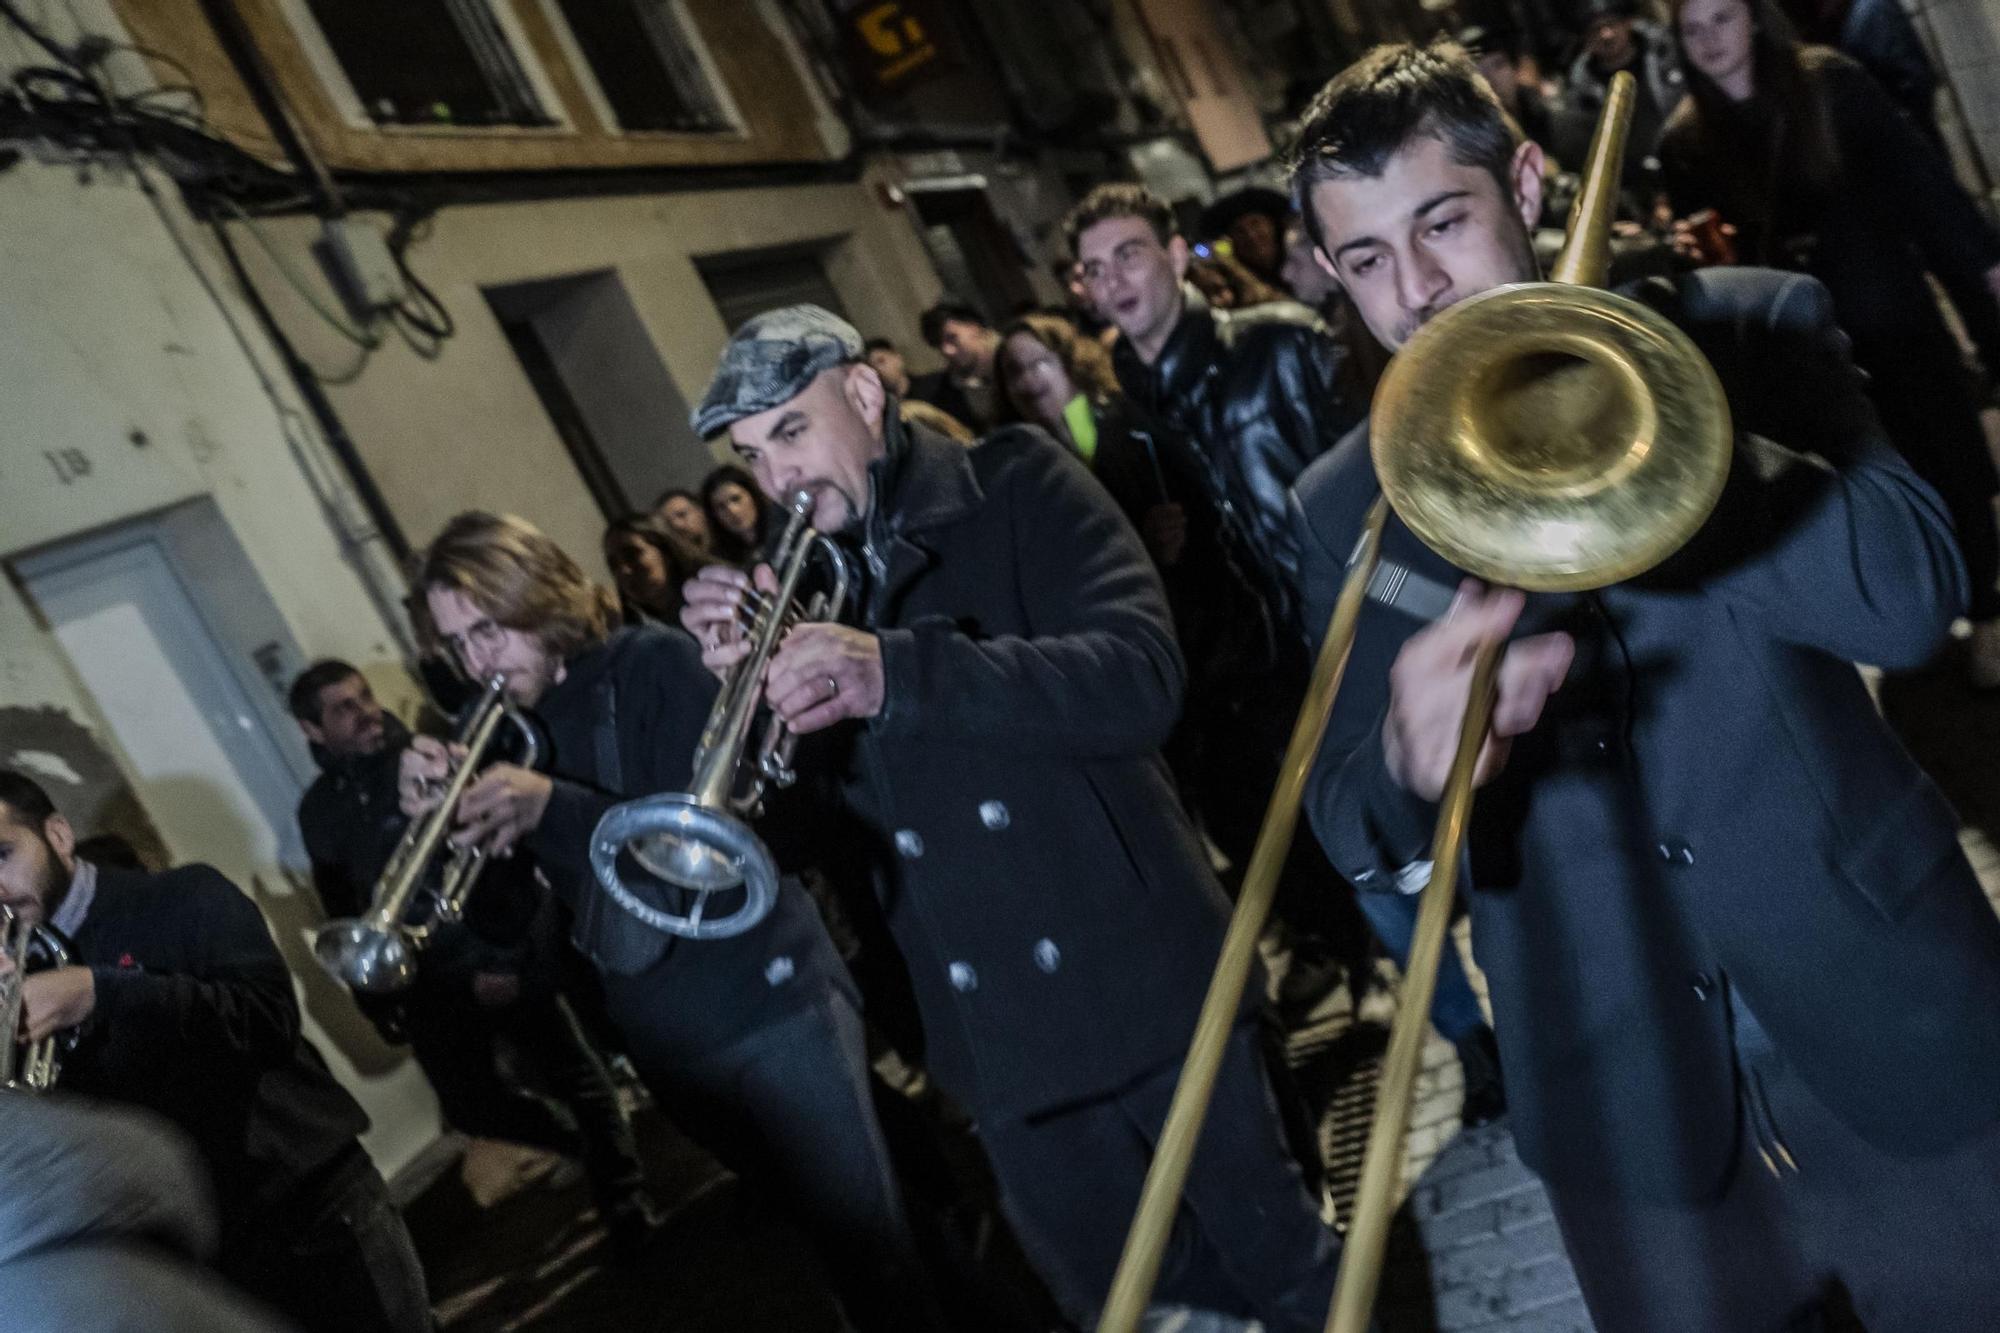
15, 515, 441, 1179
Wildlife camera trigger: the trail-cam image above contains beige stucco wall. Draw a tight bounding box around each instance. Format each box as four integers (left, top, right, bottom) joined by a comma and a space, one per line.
0, 154, 442, 1177
220, 172, 947, 566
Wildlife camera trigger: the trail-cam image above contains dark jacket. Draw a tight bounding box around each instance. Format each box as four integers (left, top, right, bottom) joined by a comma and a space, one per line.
1658, 51, 2000, 501
1293, 268, 2000, 1203
1660, 52, 2000, 342
1076, 394, 1272, 687
1562, 20, 1686, 182
62, 864, 374, 1227
1114, 292, 1361, 634
297, 720, 546, 995
1789, 0, 1940, 137
821, 417, 1236, 1120
523, 623, 847, 1059
908, 369, 994, 434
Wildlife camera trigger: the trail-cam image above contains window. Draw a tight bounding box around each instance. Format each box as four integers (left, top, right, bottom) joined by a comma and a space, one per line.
551, 0, 736, 134
295, 0, 554, 128
696, 244, 847, 335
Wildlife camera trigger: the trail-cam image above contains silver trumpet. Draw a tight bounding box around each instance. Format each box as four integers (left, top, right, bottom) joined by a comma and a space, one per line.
1, 905, 74, 1091
313, 675, 542, 994
591, 490, 851, 940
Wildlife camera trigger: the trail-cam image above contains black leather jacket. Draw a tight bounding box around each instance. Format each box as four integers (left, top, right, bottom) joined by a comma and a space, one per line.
1114, 293, 1362, 633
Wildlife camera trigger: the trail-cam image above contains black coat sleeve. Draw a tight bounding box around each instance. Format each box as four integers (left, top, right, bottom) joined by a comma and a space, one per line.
88, 868, 302, 1065
1673, 269, 1968, 666
873, 431, 1186, 758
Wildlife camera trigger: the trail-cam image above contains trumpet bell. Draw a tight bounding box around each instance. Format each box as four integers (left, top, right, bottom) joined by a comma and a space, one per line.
1372, 283, 1733, 592
590, 794, 778, 940
314, 922, 418, 995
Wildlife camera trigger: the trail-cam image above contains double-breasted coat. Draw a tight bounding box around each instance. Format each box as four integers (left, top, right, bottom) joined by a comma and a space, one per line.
819, 416, 1238, 1121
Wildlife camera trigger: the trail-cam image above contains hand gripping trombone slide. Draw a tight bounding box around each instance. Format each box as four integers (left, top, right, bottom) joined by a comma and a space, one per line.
1096, 72, 1733, 1333
589, 490, 852, 941
313, 674, 543, 995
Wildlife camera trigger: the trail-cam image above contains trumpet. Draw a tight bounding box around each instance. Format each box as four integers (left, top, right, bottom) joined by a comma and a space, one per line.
590, 490, 851, 940
2, 905, 74, 1091
313, 675, 542, 994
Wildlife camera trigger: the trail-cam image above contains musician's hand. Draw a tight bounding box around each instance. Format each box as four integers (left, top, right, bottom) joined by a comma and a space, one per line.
1142, 503, 1188, 566
680, 563, 781, 679
398, 736, 461, 818
453, 764, 553, 855
20, 966, 94, 1044
1383, 581, 1574, 802
765, 624, 884, 735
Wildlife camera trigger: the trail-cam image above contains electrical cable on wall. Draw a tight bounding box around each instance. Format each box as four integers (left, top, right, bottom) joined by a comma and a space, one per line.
0, 0, 458, 382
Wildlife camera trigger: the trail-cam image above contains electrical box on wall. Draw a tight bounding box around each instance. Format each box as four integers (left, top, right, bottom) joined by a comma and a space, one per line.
314, 217, 406, 319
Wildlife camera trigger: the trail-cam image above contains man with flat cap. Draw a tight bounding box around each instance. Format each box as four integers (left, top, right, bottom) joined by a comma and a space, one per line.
681, 305, 1341, 1332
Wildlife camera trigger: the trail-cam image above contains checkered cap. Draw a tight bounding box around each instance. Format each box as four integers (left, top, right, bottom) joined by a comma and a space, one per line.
691, 304, 865, 438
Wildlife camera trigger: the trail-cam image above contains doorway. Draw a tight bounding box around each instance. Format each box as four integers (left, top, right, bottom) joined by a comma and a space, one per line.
486, 270, 708, 517
10, 499, 441, 1178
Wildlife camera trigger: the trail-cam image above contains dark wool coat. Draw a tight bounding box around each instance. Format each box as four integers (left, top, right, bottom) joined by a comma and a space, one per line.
1294, 268, 2000, 1203
822, 418, 1237, 1121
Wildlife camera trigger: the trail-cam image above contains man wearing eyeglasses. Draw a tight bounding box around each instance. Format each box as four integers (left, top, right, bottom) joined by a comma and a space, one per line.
396, 511, 947, 1332
1068, 186, 1507, 1117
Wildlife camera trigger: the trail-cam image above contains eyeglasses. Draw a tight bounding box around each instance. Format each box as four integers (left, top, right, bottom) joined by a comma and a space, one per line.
439, 617, 508, 666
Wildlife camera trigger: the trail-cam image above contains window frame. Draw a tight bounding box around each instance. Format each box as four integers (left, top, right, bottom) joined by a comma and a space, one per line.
273, 0, 576, 136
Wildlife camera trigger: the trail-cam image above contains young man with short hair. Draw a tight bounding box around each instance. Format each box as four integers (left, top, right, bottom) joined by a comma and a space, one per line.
917, 300, 1002, 431
681, 304, 1340, 1331
396, 512, 942, 1331
0, 771, 431, 1333
289, 659, 656, 1255
1291, 40, 2000, 1329
1070, 181, 1499, 1101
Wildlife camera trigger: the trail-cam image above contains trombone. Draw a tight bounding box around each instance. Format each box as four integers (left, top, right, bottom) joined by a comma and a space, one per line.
313, 674, 542, 994
1098, 72, 1732, 1333
1, 906, 75, 1091
590, 489, 852, 940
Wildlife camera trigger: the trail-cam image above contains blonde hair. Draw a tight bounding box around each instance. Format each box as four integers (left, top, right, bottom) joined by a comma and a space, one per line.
417, 511, 618, 661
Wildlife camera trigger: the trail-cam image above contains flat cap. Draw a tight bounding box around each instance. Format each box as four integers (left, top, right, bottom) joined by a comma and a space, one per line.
691, 304, 864, 439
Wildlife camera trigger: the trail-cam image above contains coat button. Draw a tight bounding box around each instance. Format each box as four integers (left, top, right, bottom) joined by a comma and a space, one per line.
1691, 972, 1715, 1001
1658, 838, 1694, 865
949, 961, 978, 992
895, 829, 924, 859
978, 800, 1010, 831
1033, 938, 1061, 973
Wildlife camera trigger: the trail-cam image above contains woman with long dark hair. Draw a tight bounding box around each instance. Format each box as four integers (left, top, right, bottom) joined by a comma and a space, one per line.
601, 512, 703, 627
1659, 0, 2000, 682
700, 464, 773, 567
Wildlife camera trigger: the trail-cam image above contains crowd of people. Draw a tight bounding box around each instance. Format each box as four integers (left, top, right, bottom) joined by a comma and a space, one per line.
7, 10, 2000, 1333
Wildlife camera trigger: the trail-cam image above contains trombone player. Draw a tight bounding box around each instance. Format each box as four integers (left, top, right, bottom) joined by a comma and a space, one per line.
396, 511, 943, 1332
1289, 42, 2000, 1329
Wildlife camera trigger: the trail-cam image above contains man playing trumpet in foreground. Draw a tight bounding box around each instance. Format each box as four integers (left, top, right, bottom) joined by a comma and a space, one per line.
1291, 41, 2000, 1330
681, 306, 1340, 1329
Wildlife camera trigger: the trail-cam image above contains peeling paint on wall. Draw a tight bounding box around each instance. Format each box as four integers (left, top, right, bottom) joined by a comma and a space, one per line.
0, 704, 170, 868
